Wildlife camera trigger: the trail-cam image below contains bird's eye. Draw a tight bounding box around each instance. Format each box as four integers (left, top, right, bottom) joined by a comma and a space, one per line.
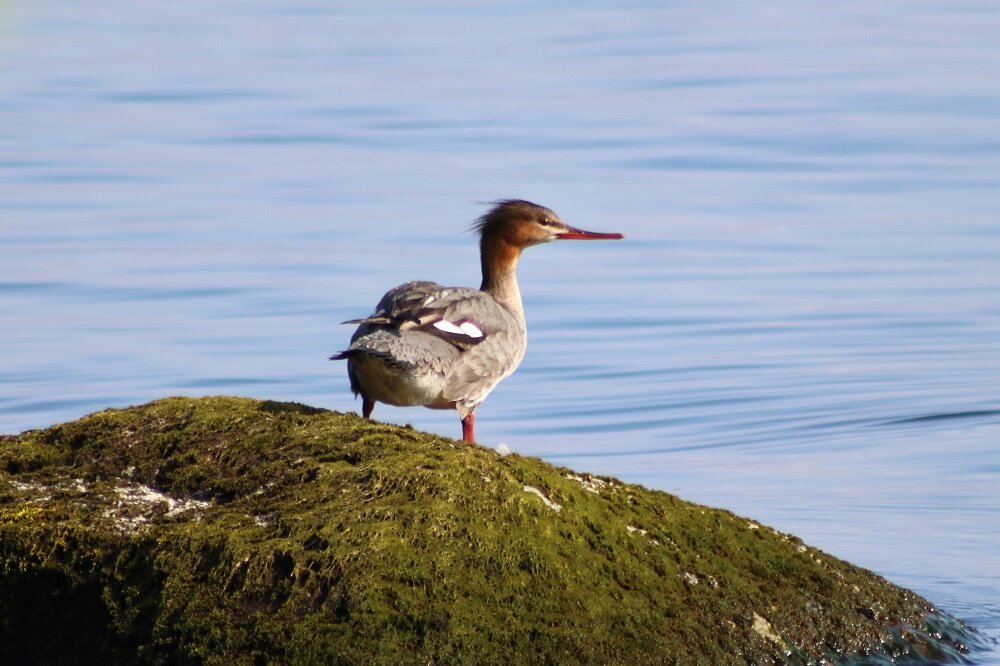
539, 218, 554, 227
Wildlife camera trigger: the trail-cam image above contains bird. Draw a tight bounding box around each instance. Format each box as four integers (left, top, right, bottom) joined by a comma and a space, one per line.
331, 199, 623, 443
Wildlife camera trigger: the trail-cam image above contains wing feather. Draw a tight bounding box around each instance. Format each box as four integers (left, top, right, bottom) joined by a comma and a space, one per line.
335, 280, 526, 412
343, 281, 502, 348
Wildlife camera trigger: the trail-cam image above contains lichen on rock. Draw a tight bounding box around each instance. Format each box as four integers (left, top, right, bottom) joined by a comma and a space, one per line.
0, 397, 987, 664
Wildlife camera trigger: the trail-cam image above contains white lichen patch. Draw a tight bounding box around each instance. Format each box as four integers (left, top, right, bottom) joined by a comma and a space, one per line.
7, 479, 49, 495
752, 612, 791, 655
5, 477, 89, 503
747, 521, 760, 530
6, 480, 52, 504
627, 524, 660, 546
563, 473, 612, 494
103, 483, 211, 532
681, 571, 699, 585
121, 484, 210, 517
522, 485, 561, 512
796, 544, 823, 565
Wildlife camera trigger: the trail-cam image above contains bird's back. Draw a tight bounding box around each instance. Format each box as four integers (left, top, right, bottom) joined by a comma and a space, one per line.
335, 280, 526, 414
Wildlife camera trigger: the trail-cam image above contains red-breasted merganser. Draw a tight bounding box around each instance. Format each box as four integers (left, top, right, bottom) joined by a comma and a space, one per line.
331, 199, 623, 443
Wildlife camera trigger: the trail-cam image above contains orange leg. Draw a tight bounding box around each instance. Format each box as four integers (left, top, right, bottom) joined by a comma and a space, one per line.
461, 413, 475, 443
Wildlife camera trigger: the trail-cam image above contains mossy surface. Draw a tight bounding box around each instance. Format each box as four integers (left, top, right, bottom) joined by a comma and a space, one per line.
0, 397, 985, 664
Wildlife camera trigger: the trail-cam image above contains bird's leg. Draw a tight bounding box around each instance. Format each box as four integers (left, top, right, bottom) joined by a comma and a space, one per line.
362, 397, 375, 420
461, 413, 475, 443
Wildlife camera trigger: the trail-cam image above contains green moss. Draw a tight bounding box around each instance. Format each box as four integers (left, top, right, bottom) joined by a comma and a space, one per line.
0, 397, 986, 664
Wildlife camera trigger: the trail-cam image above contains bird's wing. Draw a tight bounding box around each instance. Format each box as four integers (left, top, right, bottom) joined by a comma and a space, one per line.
336, 281, 525, 411
343, 281, 503, 348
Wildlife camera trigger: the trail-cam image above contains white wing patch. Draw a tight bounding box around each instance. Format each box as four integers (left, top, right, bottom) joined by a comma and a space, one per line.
459, 321, 484, 338
433, 320, 464, 335
432, 319, 484, 339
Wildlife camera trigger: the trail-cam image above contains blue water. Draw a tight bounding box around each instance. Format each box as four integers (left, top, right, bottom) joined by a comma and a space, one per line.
2, 1, 999, 660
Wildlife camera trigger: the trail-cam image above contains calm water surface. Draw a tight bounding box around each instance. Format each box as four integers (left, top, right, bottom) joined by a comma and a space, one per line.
2, 1, 999, 660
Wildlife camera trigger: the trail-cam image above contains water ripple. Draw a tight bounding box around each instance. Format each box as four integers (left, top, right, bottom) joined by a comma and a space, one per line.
881, 410, 1000, 427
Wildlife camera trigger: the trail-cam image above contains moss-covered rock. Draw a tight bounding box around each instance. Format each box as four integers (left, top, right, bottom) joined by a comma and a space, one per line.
0, 397, 985, 664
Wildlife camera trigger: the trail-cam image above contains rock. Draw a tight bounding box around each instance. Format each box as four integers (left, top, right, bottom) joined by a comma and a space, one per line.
0, 397, 984, 664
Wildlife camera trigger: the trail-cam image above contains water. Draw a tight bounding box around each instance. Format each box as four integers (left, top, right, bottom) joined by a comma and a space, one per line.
2, 1, 999, 660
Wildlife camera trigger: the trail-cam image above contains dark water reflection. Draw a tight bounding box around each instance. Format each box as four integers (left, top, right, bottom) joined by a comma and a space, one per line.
2, 1, 999, 660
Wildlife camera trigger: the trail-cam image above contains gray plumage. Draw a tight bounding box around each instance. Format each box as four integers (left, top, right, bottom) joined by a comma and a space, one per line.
333, 280, 525, 419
